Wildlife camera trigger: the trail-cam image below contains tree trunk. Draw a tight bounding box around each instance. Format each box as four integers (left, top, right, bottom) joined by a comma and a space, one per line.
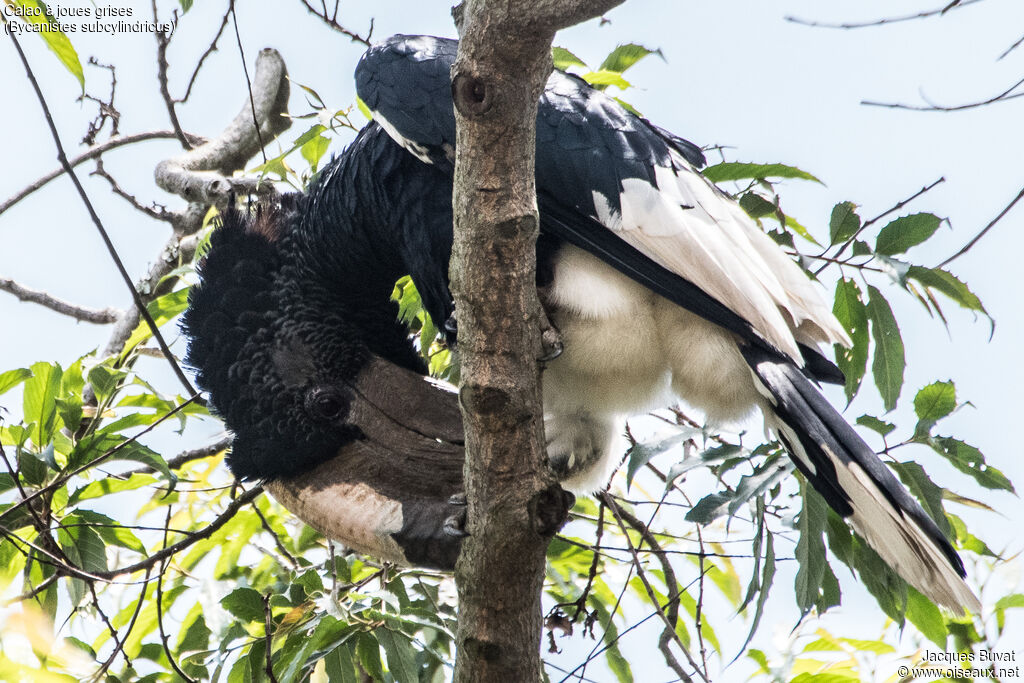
449, 1, 624, 680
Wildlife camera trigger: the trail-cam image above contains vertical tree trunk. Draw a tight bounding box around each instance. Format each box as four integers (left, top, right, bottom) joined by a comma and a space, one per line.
449, 2, 623, 680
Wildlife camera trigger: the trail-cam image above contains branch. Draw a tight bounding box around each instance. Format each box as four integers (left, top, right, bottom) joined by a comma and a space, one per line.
0, 276, 122, 323
938, 185, 1024, 268
862, 76, 1024, 112
177, 4, 233, 104
152, 1, 191, 149
786, 0, 984, 29
92, 485, 263, 579
0, 131, 204, 218
91, 158, 171, 222
6, 26, 196, 396
296, 0, 373, 45
153, 48, 290, 204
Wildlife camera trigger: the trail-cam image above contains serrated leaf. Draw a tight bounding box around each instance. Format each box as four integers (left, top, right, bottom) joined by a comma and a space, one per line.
598, 43, 663, 73
906, 265, 987, 313
927, 437, 1014, 492
703, 162, 821, 184
552, 46, 587, 71
355, 632, 383, 681
866, 285, 904, 411
855, 414, 895, 437
581, 69, 632, 90
220, 587, 265, 623
795, 486, 836, 614
906, 587, 948, 648
892, 461, 950, 539
301, 133, 331, 172
739, 192, 776, 219
785, 215, 822, 247
829, 202, 860, 244
874, 213, 941, 256
832, 278, 868, 402
14, 1, 84, 90
913, 380, 956, 437
851, 239, 872, 256
377, 628, 420, 683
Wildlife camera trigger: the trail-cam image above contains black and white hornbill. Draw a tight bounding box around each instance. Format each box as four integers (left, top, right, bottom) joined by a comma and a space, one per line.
183, 35, 978, 612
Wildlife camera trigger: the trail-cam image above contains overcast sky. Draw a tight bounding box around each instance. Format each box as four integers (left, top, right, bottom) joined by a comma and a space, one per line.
2, 0, 1022, 678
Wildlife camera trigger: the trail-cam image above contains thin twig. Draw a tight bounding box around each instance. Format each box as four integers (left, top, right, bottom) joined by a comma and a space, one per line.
91, 158, 171, 221
252, 501, 299, 569
91, 566, 152, 681
93, 485, 263, 580
0, 130, 203, 218
0, 396, 200, 528
296, 0, 373, 45
938, 185, 1024, 268
998, 33, 1024, 61
786, 0, 983, 29
153, 0, 191, 149
1, 572, 58, 606
229, 0, 268, 165
0, 276, 122, 323
6, 27, 197, 396
863, 76, 1024, 112
177, 3, 233, 103
156, 506, 197, 683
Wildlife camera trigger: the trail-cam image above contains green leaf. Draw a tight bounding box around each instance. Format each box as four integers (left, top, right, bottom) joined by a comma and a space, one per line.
355, 95, 373, 122
581, 69, 632, 90
58, 514, 109, 573
301, 134, 331, 172
552, 46, 587, 71
905, 587, 948, 648
87, 363, 126, 403
597, 43, 663, 73
853, 535, 907, 623
913, 380, 957, 437
324, 642, 360, 683
855, 415, 895, 438
892, 461, 950, 539
947, 513, 997, 558
355, 632, 383, 681
785, 214, 822, 247
874, 213, 942, 256
665, 442, 739, 488
0, 368, 32, 395
220, 587, 265, 623
703, 162, 821, 184
866, 285, 905, 411
376, 628, 420, 683
832, 278, 869, 402
829, 202, 860, 244
14, 1, 84, 90
906, 265, 987, 314
737, 518, 775, 659
794, 486, 839, 614
739, 192, 776, 219
74, 509, 146, 553
121, 288, 191, 354
23, 361, 62, 447
927, 437, 1014, 492
177, 603, 212, 653
625, 430, 694, 489
179, 0, 193, 11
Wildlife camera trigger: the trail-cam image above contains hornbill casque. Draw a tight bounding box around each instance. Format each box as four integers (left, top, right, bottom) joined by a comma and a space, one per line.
182, 35, 979, 612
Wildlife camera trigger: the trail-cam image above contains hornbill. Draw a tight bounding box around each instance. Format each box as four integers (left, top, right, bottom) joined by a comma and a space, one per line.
183, 35, 979, 612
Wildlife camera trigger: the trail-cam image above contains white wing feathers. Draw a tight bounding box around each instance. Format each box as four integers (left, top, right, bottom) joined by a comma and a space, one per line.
596, 152, 851, 362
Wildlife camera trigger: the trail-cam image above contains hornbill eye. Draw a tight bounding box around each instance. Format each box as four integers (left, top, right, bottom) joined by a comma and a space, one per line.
307, 388, 345, 421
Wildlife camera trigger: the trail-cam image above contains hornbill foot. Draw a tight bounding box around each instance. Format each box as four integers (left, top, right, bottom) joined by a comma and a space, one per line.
538, 308, 563, 362
443, 492, 469, 537
534, 484, 575, 537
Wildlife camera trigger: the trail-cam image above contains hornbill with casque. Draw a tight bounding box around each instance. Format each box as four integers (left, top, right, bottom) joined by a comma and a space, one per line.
182, 35, 979, 612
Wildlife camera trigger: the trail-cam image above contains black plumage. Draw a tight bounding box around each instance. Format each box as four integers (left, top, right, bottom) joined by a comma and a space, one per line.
183, 34, 977, 611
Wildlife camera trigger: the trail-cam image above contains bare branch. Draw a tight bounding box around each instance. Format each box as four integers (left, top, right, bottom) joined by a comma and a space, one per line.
6, 28, 196, 396
296, 0, 373, 46
177, 4, 233, 104
998, 33, 1024, 61
786, 0, 984, 29
92, 485, 263, 580
938, 185, 1024, 268
229, 0, 268, 165
80, 58, 120, 146
154, 48, 290, 204
0, 131, 204, 218
153, 1, 192, 149
862, 76, 1024, 112
91, 158, 171, 222
0, 276, 122, 323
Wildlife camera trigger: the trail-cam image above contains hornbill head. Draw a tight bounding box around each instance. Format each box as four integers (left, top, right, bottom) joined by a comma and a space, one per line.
182, 203, 468, 569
